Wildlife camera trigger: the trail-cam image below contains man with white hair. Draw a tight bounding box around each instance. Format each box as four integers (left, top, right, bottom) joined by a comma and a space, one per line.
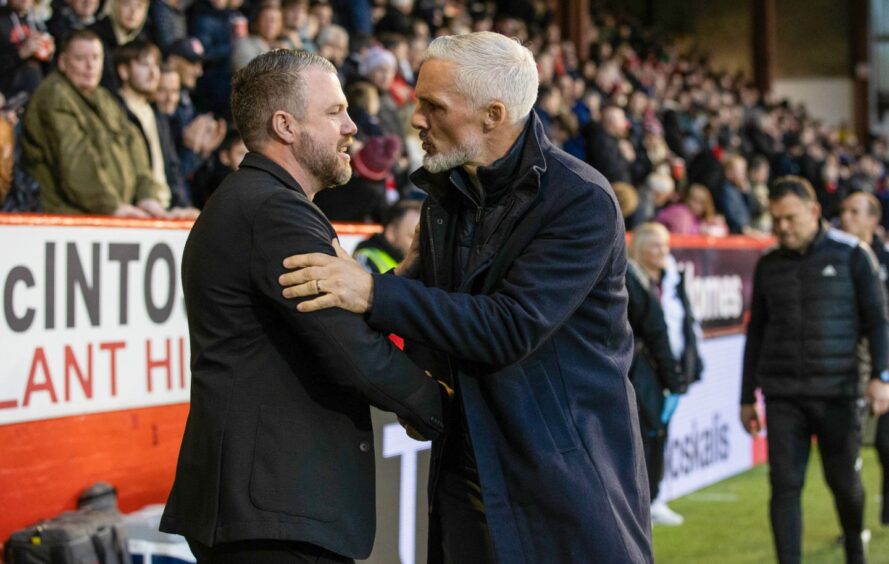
279, 31, 652, 563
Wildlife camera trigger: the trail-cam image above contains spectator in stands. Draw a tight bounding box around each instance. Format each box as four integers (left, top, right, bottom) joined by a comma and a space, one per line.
148, 0, 188, 50
329, 0, 372, 36
378, 32, 415, 104
309, 0, 332, 29
749, 154, 772, 232
313, 133, 400, 223
160, 48, 446, 563
278, 31, 653, 564
535, 84, 562, 140
316, 23, 348, 67
583, 104, 639, 185
353, 199, 421, 274
280, 0, 310, 49
164, 36, 226, 177
90, 0, 152, 90
613, 180, 639, 224
189, 0, 237, 117
153, 62, 180, 114
375, 0, 413, 37
743, 108, 778, 163
360, 45, 403, 139
656, 182, 728, 236
190, 129, 246, 207
0, 0, 55, 98
21, 30, 166, 216
630, 171, 674, 228
628, 222, 702, 527
231, 1, 282, 71
715, 153, 759, 234
165, 35, 203, 124
47, 0, 100, 44
346, 80, 383, 139
0, 106, 14, 204
740, 176, 889, 564
839, 190, 889, 528
115, 40, 198, 217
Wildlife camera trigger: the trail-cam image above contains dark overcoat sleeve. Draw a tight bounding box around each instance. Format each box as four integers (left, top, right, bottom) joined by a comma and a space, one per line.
366, 180, 619, 370
251, 191, 445, 438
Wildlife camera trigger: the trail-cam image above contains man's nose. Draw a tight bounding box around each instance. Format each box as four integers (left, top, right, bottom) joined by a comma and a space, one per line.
410, 108, 426, 131
342, 112, 358, 136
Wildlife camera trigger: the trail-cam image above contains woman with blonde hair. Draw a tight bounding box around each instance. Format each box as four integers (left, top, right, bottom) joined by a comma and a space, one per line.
89, 0, 152, 89
627, 222, 703, 526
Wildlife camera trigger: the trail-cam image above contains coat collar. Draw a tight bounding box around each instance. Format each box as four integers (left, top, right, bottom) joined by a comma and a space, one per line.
239, 152, 309, 198
410, 110, 551, 207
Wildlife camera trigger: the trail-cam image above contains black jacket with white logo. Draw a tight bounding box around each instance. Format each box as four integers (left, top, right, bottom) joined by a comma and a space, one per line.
741, 224, 889, 403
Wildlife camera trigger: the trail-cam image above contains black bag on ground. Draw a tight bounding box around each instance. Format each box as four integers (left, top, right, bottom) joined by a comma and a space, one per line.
3, 483, 130, 564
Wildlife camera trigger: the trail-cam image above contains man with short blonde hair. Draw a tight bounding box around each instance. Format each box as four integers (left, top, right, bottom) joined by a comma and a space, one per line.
160, 49, 448, 563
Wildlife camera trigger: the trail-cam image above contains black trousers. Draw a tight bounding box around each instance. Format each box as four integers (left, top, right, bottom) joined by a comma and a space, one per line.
434, 470, 497, 564
765, 397, 866, 564
186, 538, 354, 564
876, 412, 889, 525
641, 423, 667, 501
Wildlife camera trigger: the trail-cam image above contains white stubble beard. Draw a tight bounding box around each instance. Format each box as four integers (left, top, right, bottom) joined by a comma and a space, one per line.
422, 133, 484, 174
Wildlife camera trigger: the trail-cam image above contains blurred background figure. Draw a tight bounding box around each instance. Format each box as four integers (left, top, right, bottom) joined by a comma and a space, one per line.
656, 183, 728, 236
839, 190, 889, 529
90, 0, 152, 90
352, 199, 421, 274
190, 128, 246, 208
314, 133, 401, 223
0, 0, 55, 99
628, 222, 703, 526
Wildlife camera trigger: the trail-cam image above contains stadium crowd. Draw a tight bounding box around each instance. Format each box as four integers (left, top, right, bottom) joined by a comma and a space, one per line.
0, 0, 887, 236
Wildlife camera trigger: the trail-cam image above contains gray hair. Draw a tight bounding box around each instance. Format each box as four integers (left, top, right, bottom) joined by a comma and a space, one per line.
231, 49, 335, 151
316, 24, 348, 48
424, 31, 538, 125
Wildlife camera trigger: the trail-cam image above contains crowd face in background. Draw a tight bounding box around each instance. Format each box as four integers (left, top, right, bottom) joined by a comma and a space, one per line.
638, 228, 670, 273
253, 5, 283, 43
154, 69, 181, 114
112, 0, 149, 33
119, 51, 160, 95
59, 37, 103, 93
839, 192, 879, 241
71, 0, 100, 19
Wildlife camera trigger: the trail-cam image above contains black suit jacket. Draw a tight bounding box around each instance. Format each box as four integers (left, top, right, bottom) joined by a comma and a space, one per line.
159, 153, 445, 559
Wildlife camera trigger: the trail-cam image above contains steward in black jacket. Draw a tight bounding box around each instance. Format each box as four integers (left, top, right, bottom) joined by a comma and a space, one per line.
741, 222, 889, 402
740, 176, 889, 564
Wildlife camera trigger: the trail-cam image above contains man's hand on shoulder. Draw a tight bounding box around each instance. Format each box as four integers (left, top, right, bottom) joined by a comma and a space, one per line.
280, 238, 374, 313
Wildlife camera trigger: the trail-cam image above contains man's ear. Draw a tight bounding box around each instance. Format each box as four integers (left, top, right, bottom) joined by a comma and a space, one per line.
483, 101, 507, 133
116, 64, 129, 84
270, 111, 298, 144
